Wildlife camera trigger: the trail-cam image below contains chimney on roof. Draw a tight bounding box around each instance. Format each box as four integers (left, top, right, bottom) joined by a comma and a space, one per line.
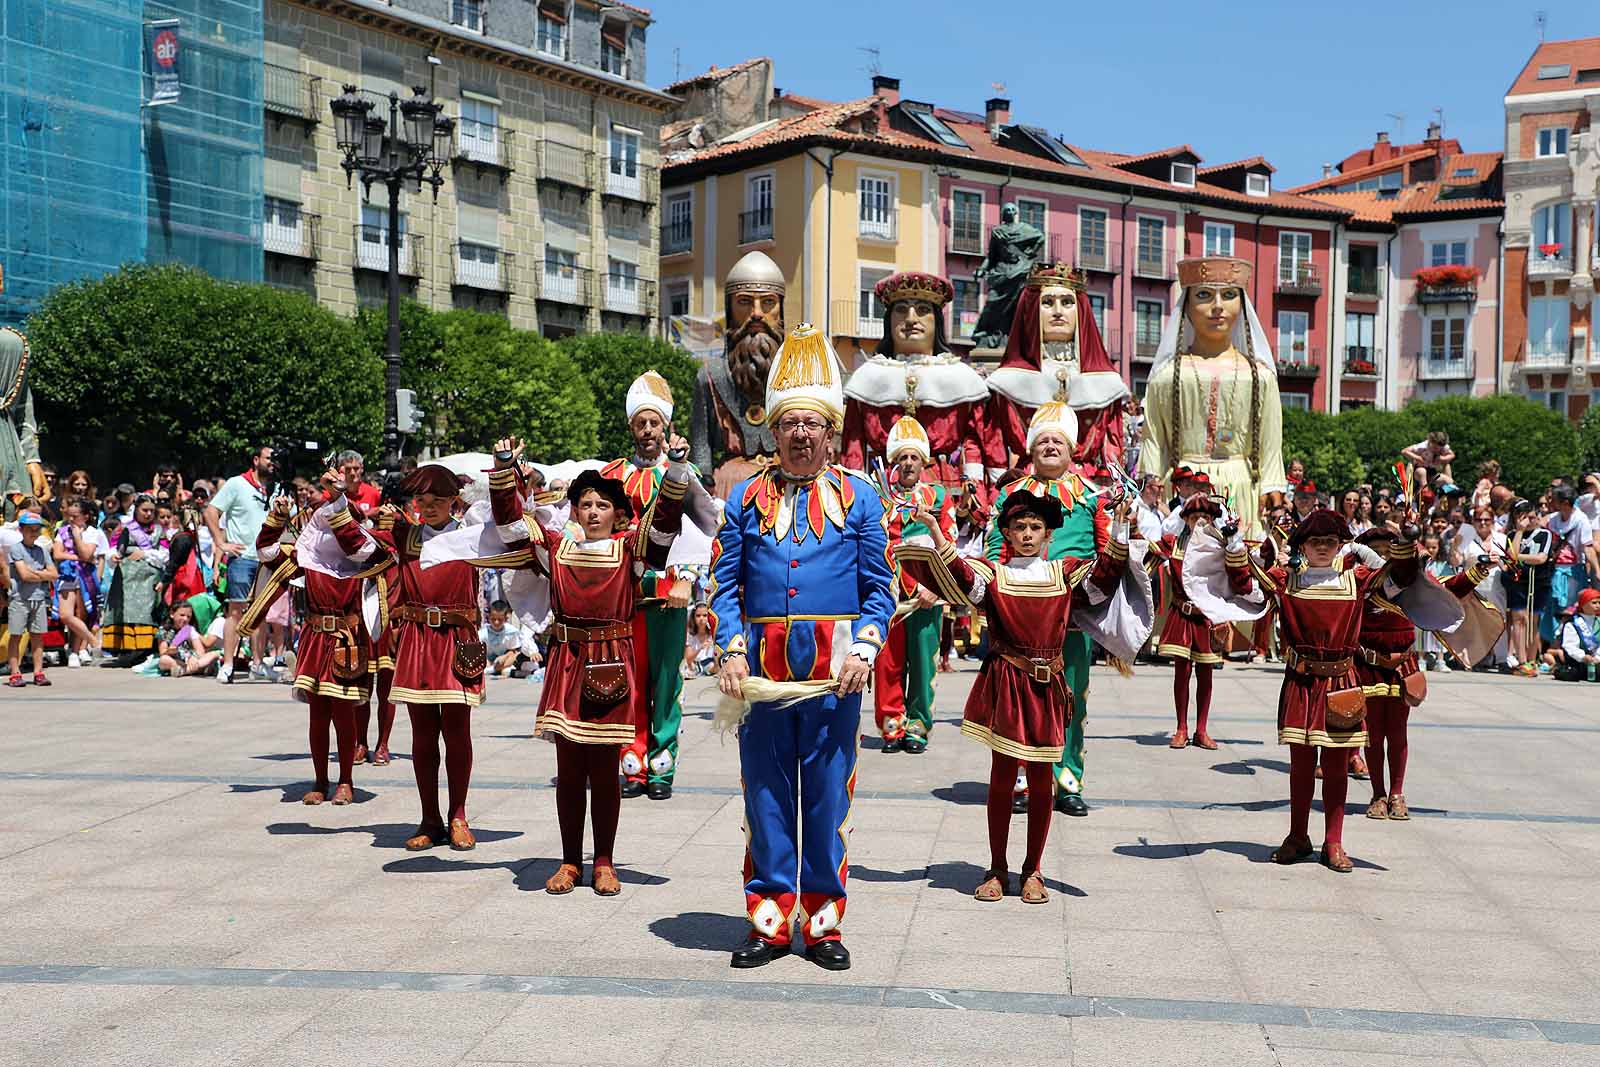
1375, 131, 1389, 143
1424, 120, 1442, 144
871, 75, 900, 106
1322, 162, 1333, 179
985, 96, 1010, 138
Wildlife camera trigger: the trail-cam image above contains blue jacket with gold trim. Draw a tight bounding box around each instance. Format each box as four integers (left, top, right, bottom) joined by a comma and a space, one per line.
709, 465, 895, 683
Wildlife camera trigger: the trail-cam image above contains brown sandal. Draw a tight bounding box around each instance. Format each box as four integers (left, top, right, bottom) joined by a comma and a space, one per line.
1387, 794, 1410, 821
1169, 731, 1188, 749
1192, 732, 1218, 750
404, 823, 447, 851
330, 783, 354, 806
1321, 844, 1354, 873
592, 864, 622, 896
1272, 833, 1314, 865
372, 747, 391, 767
1365, 796, 1390, 820
546, 863, 582, 894
448, 818, 476, 851
973, 870, 1006, 902
1020, 871, 1049, 904
301, 789, 327, 806
353, 743, 368, 764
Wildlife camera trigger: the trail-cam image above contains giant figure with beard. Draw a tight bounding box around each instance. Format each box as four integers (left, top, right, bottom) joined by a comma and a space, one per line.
691, 251, 787, 499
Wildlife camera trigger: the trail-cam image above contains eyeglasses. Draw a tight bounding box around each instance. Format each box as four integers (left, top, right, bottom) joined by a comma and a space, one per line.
776, 417, 828, 435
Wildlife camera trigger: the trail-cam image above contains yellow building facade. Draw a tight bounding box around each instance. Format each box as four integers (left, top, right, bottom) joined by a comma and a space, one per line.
660, 149, 935, 368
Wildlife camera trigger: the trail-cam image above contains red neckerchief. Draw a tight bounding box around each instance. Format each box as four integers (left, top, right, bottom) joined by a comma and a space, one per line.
242, 469, 264, 492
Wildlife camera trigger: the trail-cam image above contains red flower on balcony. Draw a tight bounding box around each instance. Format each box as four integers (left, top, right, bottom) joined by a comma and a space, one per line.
1414, 264, 1480, 288
1345, 358, 1376, 375
1537, 243, 1564, 258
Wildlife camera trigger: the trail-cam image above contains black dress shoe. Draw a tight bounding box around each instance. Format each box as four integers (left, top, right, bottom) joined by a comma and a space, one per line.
621, 780, 646, 799
1011, 792, 1028, 814
729, 935, 786, 969
1056, 792, 1090, 817
901, 736, 927, 754
808, 939, 851, 971
646, 781, 672, 801
881, 738, 903, 753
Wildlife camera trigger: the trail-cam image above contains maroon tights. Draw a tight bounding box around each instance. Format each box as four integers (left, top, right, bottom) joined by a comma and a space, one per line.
407, 703, 473, 826
986, 753, 1054, 876
1172, 660, 1214, 735
1289, 743, 1349, 846
1364, 698, 1410, 798
308, 695, 357, 791
554, 739, 621, 868
356, 667, 397, 754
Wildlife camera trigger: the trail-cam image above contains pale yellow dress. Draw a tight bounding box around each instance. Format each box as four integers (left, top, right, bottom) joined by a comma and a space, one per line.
1138, 350, 1286, 541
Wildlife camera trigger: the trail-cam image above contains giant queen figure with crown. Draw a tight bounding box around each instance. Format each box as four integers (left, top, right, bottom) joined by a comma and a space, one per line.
1138, 257, 1287, 539
841, 272, 1006, 486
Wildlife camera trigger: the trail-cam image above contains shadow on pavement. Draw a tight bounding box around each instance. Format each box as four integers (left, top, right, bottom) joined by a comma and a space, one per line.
929, 782, 988, 806
647, 910, 748, 950
229, 782, 379, 804
265, 820, 423, 849
853, 861, 1086, 898
1210, 758, 1292, 776
380, 853, 666, 892
1113, 838, 1277, 863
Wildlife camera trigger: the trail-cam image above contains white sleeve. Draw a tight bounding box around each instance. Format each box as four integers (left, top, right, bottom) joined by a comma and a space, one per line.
848, 640, 880, 664
1561, 623, 1585, 662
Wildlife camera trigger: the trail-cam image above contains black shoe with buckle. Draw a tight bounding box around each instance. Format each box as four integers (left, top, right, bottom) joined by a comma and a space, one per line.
730, 935, 786, 969
881, 738, 903, 753
808, 939, 851, 971
901, 736, 927, 754
621, 780, 646, 799
1056, 792, 1089, 817
647, 781, 672, 801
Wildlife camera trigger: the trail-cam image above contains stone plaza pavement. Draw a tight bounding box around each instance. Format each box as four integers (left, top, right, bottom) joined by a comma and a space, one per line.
2, 661, 1599, 1067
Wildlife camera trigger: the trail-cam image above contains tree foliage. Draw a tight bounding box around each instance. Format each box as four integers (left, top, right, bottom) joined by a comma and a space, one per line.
358, 307, 599, 461
27, 264, 381, 476
557, 331, 700, 460
1577, 402, 1600, 474
1406, 394, 1578, 494
1280, 407, 1364, 490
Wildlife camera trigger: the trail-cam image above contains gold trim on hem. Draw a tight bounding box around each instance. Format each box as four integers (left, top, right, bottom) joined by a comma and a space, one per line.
536, 715, 634, 745
392, 686, 484, 708
1158, 643, 1223, 664
1278, 726, 1368, 748
292, 677, 373, 702
961, 721, 1062, 763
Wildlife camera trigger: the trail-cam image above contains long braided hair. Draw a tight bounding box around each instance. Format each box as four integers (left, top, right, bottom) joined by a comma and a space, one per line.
1169, 291, 1262, 483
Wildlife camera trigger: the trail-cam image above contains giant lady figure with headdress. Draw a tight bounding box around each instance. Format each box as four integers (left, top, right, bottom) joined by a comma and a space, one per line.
1137, 257, 1287, 539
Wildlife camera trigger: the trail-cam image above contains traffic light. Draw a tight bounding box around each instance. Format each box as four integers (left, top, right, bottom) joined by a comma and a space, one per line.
395, 388, 421, 434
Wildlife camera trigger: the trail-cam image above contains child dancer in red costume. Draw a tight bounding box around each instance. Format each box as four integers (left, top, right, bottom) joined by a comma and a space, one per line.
1148, 492, 1230, 750
895, 490, 1131, 904
487, 436, 689, 896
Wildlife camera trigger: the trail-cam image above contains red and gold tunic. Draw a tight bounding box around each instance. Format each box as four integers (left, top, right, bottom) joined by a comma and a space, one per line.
1249, 544, 1420, 748
1355, 563, 1487, 699
884, 481, 957, 598
898, 538, 1127, 762
373, 515, 488, 708
244, 502, 390, 703
490, 466, 686, 745
1150, 529, 1224, 664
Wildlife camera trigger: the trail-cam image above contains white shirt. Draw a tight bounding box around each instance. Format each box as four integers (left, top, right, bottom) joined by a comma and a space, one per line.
1546, 509, 1593, 560
1560, 615, 1598, 662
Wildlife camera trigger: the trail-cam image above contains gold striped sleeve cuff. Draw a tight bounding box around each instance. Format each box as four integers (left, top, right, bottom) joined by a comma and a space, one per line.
327, 507, 354, 529
487, 468, 518, 490
1388, 542, 1417, 559
1101, 539, 1128, 562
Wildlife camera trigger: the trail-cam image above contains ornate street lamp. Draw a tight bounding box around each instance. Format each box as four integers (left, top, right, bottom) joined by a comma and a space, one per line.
328, 83, 452, 470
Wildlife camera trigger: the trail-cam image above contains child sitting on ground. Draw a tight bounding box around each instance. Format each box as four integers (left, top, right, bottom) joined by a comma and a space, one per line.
157, 602, 222, 678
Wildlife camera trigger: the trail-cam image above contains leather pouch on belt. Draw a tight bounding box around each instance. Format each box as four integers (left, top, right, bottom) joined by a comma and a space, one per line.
1325, 687, 1367, 731
1402, 670, 1427, 708
330, 631, 369, 684
452, 638, 488, 683
582, 658, 630, 707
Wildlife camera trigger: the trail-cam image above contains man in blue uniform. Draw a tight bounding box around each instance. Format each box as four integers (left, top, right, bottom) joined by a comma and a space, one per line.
712, 323, 895, 972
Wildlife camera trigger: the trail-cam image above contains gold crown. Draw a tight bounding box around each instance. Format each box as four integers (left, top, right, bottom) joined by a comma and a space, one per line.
1027, 262, 1088, 290
875, 271, 954, 308
1177, 256, 1252, 288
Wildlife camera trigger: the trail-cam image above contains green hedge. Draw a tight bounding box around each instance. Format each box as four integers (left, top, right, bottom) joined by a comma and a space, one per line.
28, 264, 381, 473
1278, 395, 1580, 496
557, 331, 700, 461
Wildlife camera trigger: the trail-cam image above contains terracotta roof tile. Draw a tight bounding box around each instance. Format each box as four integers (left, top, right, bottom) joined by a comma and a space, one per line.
1507, 37, 1600, 96
1108, 144, 1201, 167
774, 92, 834, 111
1302, 153, 1503, 222
1287, 148, 1436, 193
1199, 156, 1275, 175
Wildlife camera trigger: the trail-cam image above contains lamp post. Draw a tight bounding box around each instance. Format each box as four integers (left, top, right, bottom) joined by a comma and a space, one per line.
329, 84, 455, 469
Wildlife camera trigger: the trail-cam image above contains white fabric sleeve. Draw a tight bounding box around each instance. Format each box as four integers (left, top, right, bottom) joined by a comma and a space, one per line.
1561, 623, 1584, 662
848, 641, 879, 665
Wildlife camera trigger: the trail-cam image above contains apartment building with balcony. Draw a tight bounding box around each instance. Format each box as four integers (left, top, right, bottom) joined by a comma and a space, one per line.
1296, 132, 1504, 410
1501, 38, 1600, 420
261, 0, 670, 337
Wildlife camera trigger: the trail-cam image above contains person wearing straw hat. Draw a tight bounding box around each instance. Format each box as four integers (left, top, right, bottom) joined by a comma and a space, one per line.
873, 414, 956, 755
711, 323, 895, 972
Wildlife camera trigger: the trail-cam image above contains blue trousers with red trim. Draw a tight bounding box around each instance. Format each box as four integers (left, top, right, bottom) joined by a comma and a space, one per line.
738, 690, 859, 947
